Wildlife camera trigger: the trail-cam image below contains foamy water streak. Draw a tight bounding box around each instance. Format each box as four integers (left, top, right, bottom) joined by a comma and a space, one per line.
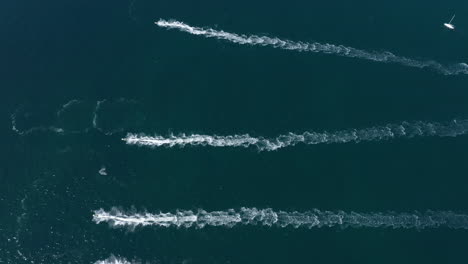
155, 19, 468, 75
94, 207, 468, 230
95, 255, 133, 264
123, 119, 468, 151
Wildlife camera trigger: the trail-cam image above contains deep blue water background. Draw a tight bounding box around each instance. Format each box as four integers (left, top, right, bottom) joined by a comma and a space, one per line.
1, 0, 468, 263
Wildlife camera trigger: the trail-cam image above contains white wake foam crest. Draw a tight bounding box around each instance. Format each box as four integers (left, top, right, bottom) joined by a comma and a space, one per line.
11, 104, 82, 136
155, 19, 468, 75
11, 98, 139, 136
92, 98, 141, 135
11, 100, 84, 135
10, 110, 65, 136
95, 255, 134, 264
123, 119, 468, 151
93, 207, 468, 230
92, 100, 106, 131
56, 99, 81, 118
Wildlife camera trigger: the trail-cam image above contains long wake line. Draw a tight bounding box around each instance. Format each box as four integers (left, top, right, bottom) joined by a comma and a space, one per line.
123, 119, 468, 151
155, 19, 468, 75
94, 207, 468, 230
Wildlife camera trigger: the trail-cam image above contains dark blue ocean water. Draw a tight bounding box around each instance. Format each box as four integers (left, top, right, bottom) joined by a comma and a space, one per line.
2, 0, 468, 263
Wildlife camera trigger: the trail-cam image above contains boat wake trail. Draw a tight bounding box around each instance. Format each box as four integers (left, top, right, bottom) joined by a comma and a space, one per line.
123, 119, 468, 151
155, 19, 468, 75
95, 255, 134, 264
11, 98, 144, 136
94, 207, 468, 230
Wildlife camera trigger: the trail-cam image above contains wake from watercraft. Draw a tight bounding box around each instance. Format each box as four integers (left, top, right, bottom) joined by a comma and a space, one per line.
155, 19, 468, 75
11, 98, 142, 136
95, 255, 134, 264
123, 119, 468, 151
94, 207, 468, 230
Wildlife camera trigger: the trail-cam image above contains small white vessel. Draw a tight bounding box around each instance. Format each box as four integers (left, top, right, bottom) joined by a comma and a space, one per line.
98, 166, 108, 176
444, 14, 456, 30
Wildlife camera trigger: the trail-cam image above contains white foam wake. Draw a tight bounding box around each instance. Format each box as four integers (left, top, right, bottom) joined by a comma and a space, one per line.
56, 99, 81, 118
11, 98, 141, 136
93, 207, 468, 230
95, 255, 134, 264
123, 119, 468, 151
155, 19, 468, 75
92, 99, 106, 131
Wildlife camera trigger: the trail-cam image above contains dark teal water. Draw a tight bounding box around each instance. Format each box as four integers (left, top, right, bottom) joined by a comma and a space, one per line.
2, 0, 468, 263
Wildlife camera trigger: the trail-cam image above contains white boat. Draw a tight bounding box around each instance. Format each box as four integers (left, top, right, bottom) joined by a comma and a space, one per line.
444, 14, 456, 30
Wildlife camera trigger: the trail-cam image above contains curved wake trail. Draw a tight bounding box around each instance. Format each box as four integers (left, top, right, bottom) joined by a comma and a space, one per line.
155, 19, 468, 75
123, 119, 468, 151
93, 207, 468, 230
